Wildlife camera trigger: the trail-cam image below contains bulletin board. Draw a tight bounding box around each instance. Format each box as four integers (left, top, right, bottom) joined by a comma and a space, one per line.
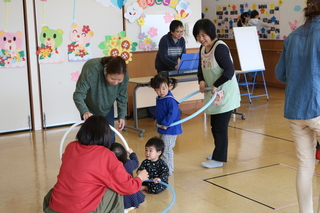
124, 0, 202, 52
34, 0, 124, 127
202, 0, 307, 40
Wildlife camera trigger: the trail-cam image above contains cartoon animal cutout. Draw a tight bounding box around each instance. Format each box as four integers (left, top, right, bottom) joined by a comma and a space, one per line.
124, 2, 143, 23
37, 26, 64, 63
289, 20, 298, 31
68, 24, 94, 61
0, 30, 26, 68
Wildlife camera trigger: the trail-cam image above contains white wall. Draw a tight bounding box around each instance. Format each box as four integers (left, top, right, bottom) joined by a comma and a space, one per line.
1, 0, 201, 132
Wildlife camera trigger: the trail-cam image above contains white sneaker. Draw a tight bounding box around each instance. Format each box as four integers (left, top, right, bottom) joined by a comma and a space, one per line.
206, 155, 212, 160
201, 160, 223, 168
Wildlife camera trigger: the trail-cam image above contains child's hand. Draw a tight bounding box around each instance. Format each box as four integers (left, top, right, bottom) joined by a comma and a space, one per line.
153, 178, 161, 183
137, 169, 149, 181
154, 119, 157, 126
127, 148, 133, 154
161, 125, 167, 130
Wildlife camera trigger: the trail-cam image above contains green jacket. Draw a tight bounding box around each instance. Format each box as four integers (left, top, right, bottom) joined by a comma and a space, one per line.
73, 58, 129, 119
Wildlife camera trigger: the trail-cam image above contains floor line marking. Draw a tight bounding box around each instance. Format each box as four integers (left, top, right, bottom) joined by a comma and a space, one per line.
280, 163, 320, 177
204, 164, 280, 210
228, 125, 293, 142
274, 197, 319, 211
203, 180, 275, 210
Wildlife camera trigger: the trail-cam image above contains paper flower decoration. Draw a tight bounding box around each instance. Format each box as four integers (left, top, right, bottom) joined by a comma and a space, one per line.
137, 16, 146, 26
164, 13, 174, 23
98, 31, 137, 64
71, 71, 80, 82
138, 31, 156, 52
148, 27, 158, 38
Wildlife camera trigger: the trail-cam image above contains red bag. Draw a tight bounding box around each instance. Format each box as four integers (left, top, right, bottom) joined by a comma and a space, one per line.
316, 142, 320, 160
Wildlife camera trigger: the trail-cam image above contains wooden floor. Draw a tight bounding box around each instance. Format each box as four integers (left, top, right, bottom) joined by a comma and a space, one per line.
1, 87, 320, 213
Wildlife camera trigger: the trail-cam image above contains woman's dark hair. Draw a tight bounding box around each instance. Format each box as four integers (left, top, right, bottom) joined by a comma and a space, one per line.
304, 0, 320, 24
169, 20, 184, 32
110, 142, 127, 164
193, 19, 216, 41
145, 137, 165, 158
237, 12, 250, 27
76, 115, 112, 148
101, 56, 127, 75
250, 10, 259, 18
149, 74, 177, 90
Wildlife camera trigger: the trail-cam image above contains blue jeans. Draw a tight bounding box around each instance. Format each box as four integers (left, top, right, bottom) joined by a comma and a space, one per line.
105, 104, 115, 143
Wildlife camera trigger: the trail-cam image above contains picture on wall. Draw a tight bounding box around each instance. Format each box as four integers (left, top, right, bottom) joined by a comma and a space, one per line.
0, 30, 26, 68
215, 2, 281, 40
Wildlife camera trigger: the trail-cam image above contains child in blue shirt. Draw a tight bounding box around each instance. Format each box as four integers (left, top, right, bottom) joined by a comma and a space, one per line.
149, 74, 182, 175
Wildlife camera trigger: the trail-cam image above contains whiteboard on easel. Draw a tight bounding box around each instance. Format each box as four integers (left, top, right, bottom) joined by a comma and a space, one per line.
233, 26, 265, 72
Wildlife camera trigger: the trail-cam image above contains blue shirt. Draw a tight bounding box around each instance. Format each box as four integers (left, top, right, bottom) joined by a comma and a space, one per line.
275, 17, 320, 120
156, 91, 182, 135
155, 32, 186, 72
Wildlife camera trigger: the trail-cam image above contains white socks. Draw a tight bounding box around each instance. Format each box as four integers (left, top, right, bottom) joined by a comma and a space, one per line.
201, 160, 223, 168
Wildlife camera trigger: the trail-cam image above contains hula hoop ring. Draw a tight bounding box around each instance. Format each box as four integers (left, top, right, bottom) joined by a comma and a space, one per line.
143, 179, 176, 213
157, 87, 217, 128
59, 120, 129, 161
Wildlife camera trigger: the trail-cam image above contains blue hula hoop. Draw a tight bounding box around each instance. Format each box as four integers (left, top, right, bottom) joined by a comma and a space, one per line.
143, 179, 176, 213
59, 120, 129, 161
157, 87, 216, 128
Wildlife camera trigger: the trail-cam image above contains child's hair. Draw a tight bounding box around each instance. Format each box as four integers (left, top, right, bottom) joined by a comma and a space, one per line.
101, 56, 127, 75
145, 137, 165, 158
149, 74, 177, 90
76, 115, 112, 148
110, 142, 127, 164
193, 19, 216, 41
169, 20, 184, 33
237, 12, 250, 27
250, 10, 259, 18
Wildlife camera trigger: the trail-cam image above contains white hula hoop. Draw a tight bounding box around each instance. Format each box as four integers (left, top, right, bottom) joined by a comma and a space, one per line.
59, 120, 129, 161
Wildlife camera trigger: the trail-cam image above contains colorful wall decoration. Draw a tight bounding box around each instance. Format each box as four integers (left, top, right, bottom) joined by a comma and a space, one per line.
37, 26, 64, 63
0, 31, 26, 68
0, 0, 26, 68
124, 0, 192, 23
68, 24, 94, 61
95, 0, 127, 8
98, 31, 137, 64
215, 3, 281, 39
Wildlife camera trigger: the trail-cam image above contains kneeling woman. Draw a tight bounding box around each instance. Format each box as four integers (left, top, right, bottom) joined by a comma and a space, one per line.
43, 115, 148, 213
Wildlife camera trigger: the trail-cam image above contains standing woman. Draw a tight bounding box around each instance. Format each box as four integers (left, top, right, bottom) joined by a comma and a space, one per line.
275, 1, 320, 212
73, 56, 128, 143
193, 19, 240, 168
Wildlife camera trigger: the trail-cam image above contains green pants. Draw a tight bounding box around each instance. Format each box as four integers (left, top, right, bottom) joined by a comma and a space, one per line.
43, 188, 124, 213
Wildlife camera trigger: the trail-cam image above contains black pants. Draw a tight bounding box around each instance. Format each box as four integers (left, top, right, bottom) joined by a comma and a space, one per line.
210, 110, 232, 162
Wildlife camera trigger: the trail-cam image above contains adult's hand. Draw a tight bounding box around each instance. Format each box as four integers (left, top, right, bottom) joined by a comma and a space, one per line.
211, 86, 218, 94
137, 169, 149, 181
199, 81, 208, 93
82, 112, 93, 121
118, 119, 125, 130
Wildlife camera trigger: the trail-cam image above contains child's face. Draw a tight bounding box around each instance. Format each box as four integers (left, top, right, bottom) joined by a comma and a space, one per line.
154, 83, 169, 97
145, 145, 161, 162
